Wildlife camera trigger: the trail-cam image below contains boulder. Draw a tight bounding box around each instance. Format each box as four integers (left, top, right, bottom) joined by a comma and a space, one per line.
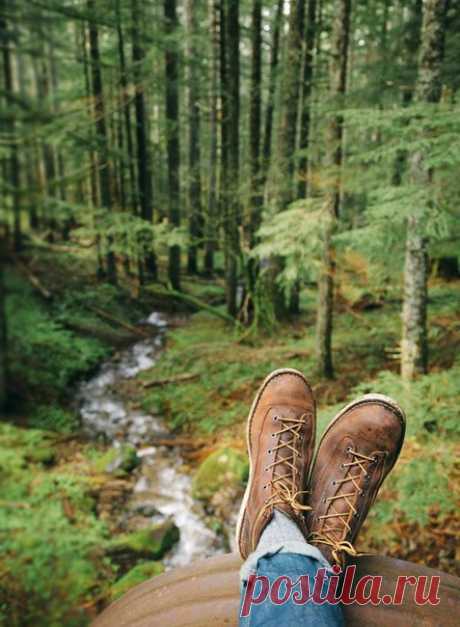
191, 448, 248, 503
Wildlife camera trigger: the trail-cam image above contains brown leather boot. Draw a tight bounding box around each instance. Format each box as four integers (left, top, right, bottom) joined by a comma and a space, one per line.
236, 368, 316, 560
307, 394, 406, 566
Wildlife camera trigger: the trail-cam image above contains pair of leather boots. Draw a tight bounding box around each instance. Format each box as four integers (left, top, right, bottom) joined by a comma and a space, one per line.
236, 368, 406, 566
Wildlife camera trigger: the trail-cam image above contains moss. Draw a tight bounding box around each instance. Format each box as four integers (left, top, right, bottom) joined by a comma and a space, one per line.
191, 447, 249, 502
25, 446, 56, 466
110, 561, 164, 600
91, 445, 140, 475
107, 519, 180, 561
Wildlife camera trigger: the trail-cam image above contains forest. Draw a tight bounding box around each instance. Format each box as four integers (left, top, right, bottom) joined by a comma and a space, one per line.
0, 0, 459, 625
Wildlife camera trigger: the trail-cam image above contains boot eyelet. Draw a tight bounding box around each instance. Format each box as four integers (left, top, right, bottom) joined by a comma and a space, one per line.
340, 463, 345, 469
322, 497, 327, 503
332, 480, 336, 486
346, 446, 352, 453
267, 449, 272, 455
273, 416, 278, 422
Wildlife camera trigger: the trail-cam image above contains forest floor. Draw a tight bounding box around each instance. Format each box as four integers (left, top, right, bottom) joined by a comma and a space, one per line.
2, 245, 459, 626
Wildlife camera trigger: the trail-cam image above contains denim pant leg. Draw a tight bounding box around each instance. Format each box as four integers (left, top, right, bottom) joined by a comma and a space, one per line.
239, 552, 345, 627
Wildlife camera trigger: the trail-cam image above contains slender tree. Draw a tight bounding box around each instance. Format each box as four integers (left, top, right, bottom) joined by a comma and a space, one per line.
116, 0, 137, 214
297, 0, 317, 199
132, 0, 157, 281
225, 0, 241, 317
262, 0, 283, 182
1, 0, 21, 251
0, 234, 6, 411
315, 0, 352, 378
87, 0, 117, 283
164, 0, 181, 290
276, 0, 305, 208
401, 0, 450, 380
204, 0, 219, 275
185, 0, 203, 275
248, 0, 262, 245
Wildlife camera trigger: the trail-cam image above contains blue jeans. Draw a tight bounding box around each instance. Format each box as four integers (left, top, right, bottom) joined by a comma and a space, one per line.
239, 552, 345, 626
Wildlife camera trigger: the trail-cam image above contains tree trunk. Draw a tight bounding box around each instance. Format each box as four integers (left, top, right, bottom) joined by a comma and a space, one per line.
262, 0, 283, 182
204, 0, 219, 276
315, 0, 352, 379
276, 0, 305, 208
224, 0, 240, 317
268, 0, 305, 319
164, 0, 181, 290
87, 0, 117, 283
248, 0, 262, 245
392, 0, 423, 186
185, 0, 203, 275
1, 1, 21, 252
116, 0, 137, 215
401, 0, 449, 380
297, 0, 317, 199
81, 21, 103, 276
0, 235, 7, 411
132, 0, 157, 281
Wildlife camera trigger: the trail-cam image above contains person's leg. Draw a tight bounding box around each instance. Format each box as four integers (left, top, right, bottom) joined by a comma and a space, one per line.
238, 510, 345, 626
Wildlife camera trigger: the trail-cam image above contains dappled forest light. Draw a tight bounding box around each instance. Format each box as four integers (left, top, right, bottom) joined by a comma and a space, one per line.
0, 0, 459, 625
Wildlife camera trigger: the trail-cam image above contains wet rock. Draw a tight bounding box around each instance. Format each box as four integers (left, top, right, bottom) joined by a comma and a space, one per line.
111, 561, 164, 600
130, 502, 160, 518
191, 447, 248, 502
106, 518, 180, 573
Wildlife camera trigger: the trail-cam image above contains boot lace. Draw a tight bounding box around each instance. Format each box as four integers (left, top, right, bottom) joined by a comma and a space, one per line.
309, 447, 376, 563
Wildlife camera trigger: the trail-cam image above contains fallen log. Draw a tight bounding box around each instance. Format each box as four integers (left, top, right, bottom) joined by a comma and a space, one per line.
87, 306, 150, 338
142, 373, 199, 388
92, 552, 460, 627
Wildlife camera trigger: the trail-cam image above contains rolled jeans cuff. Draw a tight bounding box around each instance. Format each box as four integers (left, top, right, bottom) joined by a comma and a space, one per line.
240, 541, 333, 582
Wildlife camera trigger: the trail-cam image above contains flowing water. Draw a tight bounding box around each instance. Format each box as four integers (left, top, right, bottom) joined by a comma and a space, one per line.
78, 312, 223, 567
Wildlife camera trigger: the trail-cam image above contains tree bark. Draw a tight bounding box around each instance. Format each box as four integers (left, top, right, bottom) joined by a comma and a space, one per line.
401, 0, 449, 380
1, 0, 21, 252
164, 0, 181, 290
116, 0, 137, 215
87, 0, 117, 283
132, 0, 157, 281
297, 0, 317, 199
261, 0, 283, 182
0, 235, 7, 411
223, 0, 240, 317
315, 0, 352, 378
248, 0, 262, 244
204, 0, 219, 276
185, 0, 203, 275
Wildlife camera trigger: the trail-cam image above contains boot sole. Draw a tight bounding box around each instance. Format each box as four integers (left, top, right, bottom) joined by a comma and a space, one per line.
235, 367, 315, 558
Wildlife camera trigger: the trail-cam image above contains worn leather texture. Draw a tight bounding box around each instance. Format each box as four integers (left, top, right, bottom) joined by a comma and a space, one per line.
237, 370, 316, 559
307, 399, 405, 565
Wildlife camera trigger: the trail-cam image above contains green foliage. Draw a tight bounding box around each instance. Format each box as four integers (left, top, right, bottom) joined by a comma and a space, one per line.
0, 424, 113, 627
29, 405, 79, 434
6, 272, 108, 403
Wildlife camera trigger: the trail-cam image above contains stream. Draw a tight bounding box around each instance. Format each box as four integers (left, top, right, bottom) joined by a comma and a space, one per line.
77, 312, 223, 568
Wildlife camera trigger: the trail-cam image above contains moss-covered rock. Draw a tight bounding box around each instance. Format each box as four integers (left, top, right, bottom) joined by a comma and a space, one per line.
106, 519, 179, 572
25, 445, 56, 466
93, 444, 140, 475
191, 447, 248, 502
111, 561, 164, 600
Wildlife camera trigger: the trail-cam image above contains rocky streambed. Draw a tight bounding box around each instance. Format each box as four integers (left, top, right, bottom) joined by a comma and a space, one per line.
77, 312, 231, 569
